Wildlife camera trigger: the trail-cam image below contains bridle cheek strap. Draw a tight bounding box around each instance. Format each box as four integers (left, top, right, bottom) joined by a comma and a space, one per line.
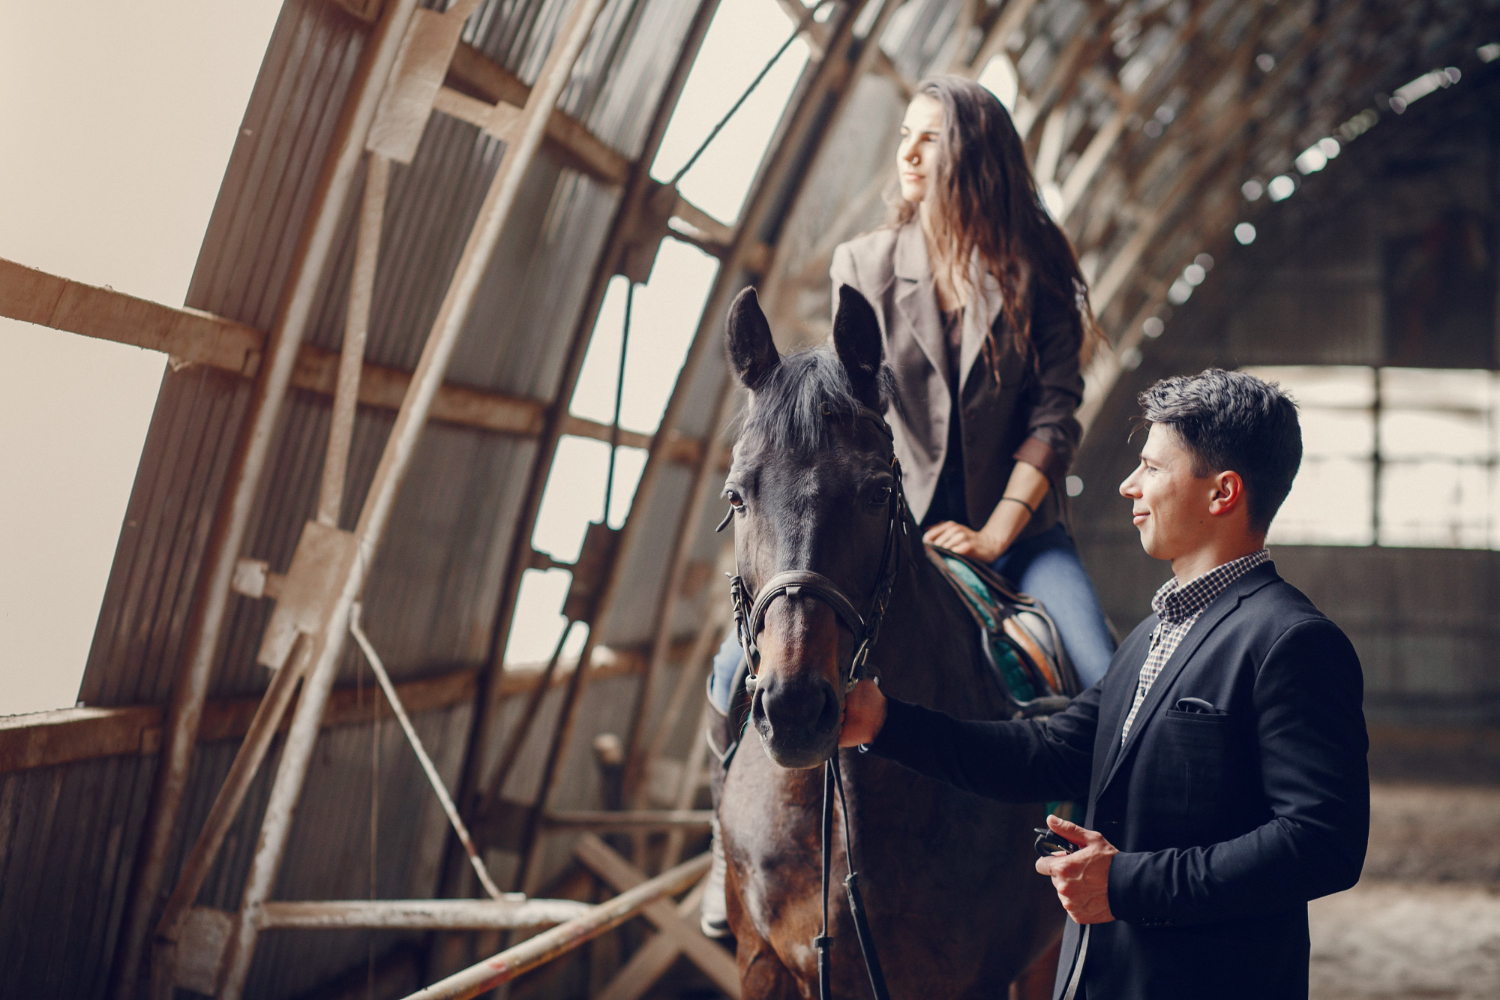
726, 403, 905, 693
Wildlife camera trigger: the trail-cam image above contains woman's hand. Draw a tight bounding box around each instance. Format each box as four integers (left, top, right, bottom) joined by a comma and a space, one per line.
839, 679, 888, 747
922, 521, 1007, 563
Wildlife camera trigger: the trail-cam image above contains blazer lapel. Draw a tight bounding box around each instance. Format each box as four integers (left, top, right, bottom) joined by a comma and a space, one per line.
1098, 586, 1244, 796
958, 255, 1003, 392
1091, 623, 1155, 791
893, 222, 948, 387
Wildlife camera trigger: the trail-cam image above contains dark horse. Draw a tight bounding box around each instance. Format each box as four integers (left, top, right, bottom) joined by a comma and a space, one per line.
715, 284, 1063, 998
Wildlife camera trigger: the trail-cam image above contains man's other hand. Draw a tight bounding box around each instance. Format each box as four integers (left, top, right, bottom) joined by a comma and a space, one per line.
839, 679, 887, 747
1035, 814, 1117, 925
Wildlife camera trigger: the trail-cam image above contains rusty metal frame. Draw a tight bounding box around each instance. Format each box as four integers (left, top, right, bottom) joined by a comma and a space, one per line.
108, 3, 426, 995
446, 0, 729, 907
504, 0, 891, 898
207, 3, 612, 995
617, 0, 907, 810
7, 0, 1469, 994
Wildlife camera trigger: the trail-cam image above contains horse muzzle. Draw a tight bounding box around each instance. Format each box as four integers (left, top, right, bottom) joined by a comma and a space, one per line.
751, 669, 841, 769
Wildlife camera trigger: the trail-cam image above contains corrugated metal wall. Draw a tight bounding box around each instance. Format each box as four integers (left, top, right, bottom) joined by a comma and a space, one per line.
5, 0, 705, 995
10, 1, 1500, 995
1071, 65, 1500, 728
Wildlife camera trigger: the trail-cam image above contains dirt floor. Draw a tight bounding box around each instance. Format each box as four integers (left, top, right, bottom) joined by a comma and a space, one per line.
1309, 782, 1500, 1000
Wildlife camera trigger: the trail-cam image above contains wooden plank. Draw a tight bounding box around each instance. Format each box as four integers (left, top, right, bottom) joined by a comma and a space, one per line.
542, 809, 713, 831
0, 705, 163, 773
0, 637, 707, 773
255, 898, 590, 929
0, 257, 716, 456
442, 43, 630, 186
573, 834, 740, 997
289, 342, 546, 436
0, 257, 262, 375
671, 194, 736, 248
594, 880, 707, 1000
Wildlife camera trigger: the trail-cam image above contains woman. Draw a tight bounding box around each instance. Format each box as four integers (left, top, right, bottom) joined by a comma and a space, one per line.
710, 76, 1112, 709
828, 74, 1115, 688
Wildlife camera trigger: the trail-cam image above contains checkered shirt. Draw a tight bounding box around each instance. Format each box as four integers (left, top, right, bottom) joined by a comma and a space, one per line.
1119, 549, 1271, 741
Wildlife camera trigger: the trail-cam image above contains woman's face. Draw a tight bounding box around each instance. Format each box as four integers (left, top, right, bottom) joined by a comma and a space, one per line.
896, 94, 943, 204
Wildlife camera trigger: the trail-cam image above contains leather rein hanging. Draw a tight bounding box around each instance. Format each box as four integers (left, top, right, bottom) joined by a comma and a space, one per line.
717, 400, 899, 1000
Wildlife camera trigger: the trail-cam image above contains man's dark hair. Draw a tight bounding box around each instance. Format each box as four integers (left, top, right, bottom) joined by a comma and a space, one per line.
1138, 369, 1302, 533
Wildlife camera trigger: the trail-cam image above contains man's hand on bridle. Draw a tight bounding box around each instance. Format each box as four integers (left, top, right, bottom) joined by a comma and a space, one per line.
839, 678, 887, 747
1035, 814, 1117, 925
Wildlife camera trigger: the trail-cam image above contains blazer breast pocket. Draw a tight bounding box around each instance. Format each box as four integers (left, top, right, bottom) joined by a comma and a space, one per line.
1157, 711, 1235, 841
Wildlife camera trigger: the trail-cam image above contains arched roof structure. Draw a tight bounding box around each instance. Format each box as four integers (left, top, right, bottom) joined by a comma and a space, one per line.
1, 1, 1497, 996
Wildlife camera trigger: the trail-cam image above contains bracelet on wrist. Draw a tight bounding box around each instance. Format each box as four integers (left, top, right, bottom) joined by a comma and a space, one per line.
999, 496, 1036, 516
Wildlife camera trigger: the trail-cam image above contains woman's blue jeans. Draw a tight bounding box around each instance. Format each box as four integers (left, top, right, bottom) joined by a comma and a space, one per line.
708, 524, 1115, 712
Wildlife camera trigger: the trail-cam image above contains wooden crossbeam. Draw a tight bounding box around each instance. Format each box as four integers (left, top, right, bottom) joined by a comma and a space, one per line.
0, 636, 707, 774
573, 834, 740, 998
595, 879, 708, 1000
0, 257, 263, 374
0, 257, 704, 461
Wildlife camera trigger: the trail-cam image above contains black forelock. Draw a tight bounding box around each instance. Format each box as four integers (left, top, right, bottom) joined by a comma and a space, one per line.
736, 345, 898, 456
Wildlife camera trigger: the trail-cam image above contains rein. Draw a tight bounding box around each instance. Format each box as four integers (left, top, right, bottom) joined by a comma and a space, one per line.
719, 400, 901, 1000
818, 752, 891, 1000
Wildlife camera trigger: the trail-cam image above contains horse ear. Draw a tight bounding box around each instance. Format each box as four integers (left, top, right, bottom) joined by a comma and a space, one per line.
726, 286, 780, 391
832, 284, 883, 407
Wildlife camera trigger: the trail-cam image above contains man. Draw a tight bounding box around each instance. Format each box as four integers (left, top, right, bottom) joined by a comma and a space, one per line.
840, 369, 1369, 999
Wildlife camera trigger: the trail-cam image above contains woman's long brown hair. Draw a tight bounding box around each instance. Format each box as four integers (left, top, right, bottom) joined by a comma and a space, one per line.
891, 75, 1102, 375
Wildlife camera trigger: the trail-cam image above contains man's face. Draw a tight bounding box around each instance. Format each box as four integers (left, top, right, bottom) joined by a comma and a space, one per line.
1119, 423, 1218, 562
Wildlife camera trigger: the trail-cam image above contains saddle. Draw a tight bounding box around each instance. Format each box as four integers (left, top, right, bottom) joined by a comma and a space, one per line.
925, 544, 1082, 717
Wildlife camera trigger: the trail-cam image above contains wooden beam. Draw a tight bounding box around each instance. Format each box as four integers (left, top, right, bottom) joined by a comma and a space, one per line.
1086, 7, 1330, 316
542, 809, 713, 832
594, 879, 707, 1000
443, 42, 630, 186
1058, 0, 1216, 219
573, 835, 740, 998
0, 636, 704, 775
0, 705, 164, 773
0, 257, 262, 375
0, 257, 709, 458
769, 0, 915, 95
965, 0, 1039, 78
254, 898, 590, 930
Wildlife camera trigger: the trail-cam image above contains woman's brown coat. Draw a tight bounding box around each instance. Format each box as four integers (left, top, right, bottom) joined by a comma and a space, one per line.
831, 221, 1085, 539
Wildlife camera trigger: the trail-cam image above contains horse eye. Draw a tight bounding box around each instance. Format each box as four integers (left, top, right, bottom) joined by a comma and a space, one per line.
869, 486, 891, 506
726, 490, 744, 509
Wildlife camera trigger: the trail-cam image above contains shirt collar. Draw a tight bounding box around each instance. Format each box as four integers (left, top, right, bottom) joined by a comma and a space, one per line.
1151, 549, 1271, 625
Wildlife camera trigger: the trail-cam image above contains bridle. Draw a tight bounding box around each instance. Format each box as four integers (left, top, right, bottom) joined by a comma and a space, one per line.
719, 402, 908, 696
717, 399, 900, 1000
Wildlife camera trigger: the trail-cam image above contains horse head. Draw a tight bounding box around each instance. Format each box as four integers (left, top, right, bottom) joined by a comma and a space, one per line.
723, 284, 900, 769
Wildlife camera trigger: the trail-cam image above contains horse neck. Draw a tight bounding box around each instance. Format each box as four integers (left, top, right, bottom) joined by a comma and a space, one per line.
871, 526, 1002, 715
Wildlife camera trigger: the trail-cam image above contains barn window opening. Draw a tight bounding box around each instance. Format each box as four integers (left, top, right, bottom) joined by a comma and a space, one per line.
504, 0, 809, 667
1245, 366, 1500, 549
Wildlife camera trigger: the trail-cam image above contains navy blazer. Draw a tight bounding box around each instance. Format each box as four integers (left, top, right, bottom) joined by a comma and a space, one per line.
871, 562, 1369, 999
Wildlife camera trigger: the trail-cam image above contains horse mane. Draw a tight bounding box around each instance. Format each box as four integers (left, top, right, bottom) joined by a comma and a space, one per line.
736, 345, 898, 457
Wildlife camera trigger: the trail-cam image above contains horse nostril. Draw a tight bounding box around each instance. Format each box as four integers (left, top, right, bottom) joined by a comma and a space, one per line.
815, 681, 840, 733
756, 674, 840, 736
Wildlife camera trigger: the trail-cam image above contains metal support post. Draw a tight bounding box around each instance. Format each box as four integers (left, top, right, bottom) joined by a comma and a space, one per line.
109, 5, 422, 995
510, 0, 882, 896
453, 0, 728, 842
205, 2, 610, 996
